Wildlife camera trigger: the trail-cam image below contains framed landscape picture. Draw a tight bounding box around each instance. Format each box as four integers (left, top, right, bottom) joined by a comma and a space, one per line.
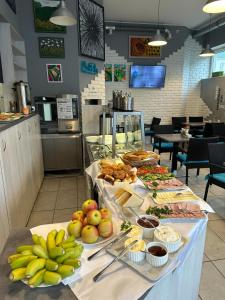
46, 64, 63, 83
33, 0, 66, 33
5, 0, 16, 13
39, 37, 65, 58
105, 64, 112, 82
129, 36, 161, 58
114, 64, 126, 82
78, 0, 105, 61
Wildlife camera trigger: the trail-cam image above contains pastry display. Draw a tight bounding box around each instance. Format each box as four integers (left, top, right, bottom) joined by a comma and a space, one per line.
98, 160, 137, 185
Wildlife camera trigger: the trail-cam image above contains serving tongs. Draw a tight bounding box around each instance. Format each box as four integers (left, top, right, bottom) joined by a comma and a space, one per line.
87, 227, 132, 261
93, 239, 138, 282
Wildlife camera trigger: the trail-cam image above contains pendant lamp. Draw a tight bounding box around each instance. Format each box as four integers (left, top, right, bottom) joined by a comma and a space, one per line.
203, 0, 225, 14
50, 0, 76, 26
148, 0, 167, 47
199, 15, 215, 57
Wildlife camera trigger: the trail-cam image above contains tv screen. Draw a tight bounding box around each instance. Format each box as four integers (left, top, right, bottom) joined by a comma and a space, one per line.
129, 65, 166, 88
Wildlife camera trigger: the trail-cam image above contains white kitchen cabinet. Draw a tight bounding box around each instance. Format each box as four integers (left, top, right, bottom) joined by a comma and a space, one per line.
0, 165, 9, 253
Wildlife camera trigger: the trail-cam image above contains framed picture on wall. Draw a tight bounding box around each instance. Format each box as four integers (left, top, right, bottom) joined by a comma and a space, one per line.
114, 64, 126, 82
39, 37, 65, 58
129, 36, 161, 58
33, 0, 66, 33
46, 64, 63, 83
5, 0, 16, 14
78, 0, 105, 61
105, 64, 112, 82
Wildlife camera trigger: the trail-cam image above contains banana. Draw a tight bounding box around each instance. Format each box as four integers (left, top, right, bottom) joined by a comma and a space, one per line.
21, 250, 33, 256
38, 236, 47, 252
28, 269, 46, 288
8, 254, 22, 263
10, 255, 37, 270
57, 265, 75, 279
49, 247, 65, 259
16, 245, 33, 253
61, 241, 77, 249
9, 267, 26, 281
32, 234, 40, 245
55, 229, 65, 246
47, 231, 57, 251
63, 259, 81, 269
45, 259, 58, 271
25, 258, 46, 278
65, 235, 75, 243
55, 249, 75, 264
32, 245, 49, 259
71, 244, 84, 259
43, 271, 61, 285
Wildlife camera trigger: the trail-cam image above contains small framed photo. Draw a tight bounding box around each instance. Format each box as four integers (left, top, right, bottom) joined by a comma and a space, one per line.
46, 64, 63, 83
39, 37, 65, 58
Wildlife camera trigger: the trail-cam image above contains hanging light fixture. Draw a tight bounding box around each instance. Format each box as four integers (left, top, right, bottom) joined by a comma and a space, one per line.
148, 0, 167, 47
203, 0, 225, 14
50, 0, 76, 26
199, 14, 215, 57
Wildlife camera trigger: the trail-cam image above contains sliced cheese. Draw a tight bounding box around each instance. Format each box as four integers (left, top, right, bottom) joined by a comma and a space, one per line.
122, 194, 143, 208
153, 191, 200, 204
116, 191, 132, 206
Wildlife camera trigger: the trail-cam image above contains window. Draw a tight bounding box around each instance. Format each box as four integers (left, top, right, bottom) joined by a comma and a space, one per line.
211, 48, 225, 74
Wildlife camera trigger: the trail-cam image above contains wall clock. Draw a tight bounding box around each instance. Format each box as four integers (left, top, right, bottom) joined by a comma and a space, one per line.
78, 0, 105, 61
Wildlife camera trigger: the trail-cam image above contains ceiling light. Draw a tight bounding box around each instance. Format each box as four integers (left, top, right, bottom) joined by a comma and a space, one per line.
50, 0, 76, 26
148, 0, 167, 47
148, 29, 167, 46
203, 0, 225, 13
199, 44, 215, 57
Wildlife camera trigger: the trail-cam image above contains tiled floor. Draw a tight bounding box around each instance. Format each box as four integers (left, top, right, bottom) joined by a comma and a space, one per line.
26, 153, 225, 300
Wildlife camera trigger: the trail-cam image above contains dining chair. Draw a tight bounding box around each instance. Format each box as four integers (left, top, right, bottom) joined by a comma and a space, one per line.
144, 117, 161, 143
204, 143, 225, 201
189, 116, 204, 137
152, 125, 174, 161
172, 117, 187, 133
177, 137, 219, 185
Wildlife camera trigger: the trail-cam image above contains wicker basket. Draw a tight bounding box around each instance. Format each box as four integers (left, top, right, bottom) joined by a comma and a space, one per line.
121, 151, 160, 167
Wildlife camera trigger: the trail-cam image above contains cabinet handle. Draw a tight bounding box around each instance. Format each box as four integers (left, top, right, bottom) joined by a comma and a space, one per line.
2, 140, 6, 152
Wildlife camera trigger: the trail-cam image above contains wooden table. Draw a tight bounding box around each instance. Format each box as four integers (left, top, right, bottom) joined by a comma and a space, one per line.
155, 133, 190, 172
182, 122, 205, 127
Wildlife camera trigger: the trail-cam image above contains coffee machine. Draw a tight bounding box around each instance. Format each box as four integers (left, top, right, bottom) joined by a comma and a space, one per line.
57, 94, 80, 133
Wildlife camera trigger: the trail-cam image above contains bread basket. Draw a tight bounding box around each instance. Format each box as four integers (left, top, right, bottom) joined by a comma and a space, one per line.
121, 151, 160, 167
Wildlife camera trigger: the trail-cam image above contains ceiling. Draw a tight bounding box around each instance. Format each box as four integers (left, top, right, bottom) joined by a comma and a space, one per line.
103, 0, 222, 29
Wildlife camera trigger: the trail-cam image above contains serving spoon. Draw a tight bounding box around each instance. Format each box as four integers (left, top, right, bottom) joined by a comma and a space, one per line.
129, 207, 160, 232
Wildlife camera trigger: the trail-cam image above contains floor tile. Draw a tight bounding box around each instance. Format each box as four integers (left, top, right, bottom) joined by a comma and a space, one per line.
203, 254, 210, 262
59, 177, 77, 191
199, 261, 225, 300
210, 185, 225, 197
33, 191, 57, 212
208, 220, 225, 242
77, 176, 89, 206
208, 212, 224, 221
55, 190, 77, 209
40, 178, 60, 192
204, 227, 225, 260
213, 259, 225, 278
27, 210, 54, 228
53, 208, 76, 223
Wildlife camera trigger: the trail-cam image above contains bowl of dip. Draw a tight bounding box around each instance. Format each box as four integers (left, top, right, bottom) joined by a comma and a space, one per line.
124, 237, 146, 263
154, 225, 182, 253
136, 215, 160, 239
146, 241, 168, 267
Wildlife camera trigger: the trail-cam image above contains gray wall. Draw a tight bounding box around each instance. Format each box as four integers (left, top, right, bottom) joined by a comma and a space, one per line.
0, 0, 19, 31
105, 24, 190, 64
196, 23, 225, 49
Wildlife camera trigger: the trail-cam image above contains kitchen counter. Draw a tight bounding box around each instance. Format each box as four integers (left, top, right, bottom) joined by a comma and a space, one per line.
0, 113, 38, 132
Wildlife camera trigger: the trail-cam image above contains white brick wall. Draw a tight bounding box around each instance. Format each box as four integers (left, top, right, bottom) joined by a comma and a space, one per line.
105, 36, 212, 124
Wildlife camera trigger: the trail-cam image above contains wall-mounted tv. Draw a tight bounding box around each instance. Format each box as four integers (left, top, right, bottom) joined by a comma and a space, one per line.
129, 65, 166, 88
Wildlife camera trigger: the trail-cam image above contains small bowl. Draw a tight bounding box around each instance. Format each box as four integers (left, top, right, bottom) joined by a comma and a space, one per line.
154, 225, 182, 253
125, 238, 146, 263
146, 241, 168, 267
136, 215, 160, 239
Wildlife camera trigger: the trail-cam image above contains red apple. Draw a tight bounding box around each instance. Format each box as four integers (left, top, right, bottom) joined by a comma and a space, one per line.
82, 199, 98, 214
87, 209, 101, 226
67, 220, 83, 238
81, 225, 99, 243
72, 210, 84, 222
100, 208, 112, 220
83, 217, 88, 226
98, 219, 113, 238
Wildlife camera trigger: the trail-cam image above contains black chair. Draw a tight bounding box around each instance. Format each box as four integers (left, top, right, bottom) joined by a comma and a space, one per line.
144, 117, 161, 143
189, 116, 204, 122
189, 116, 204, 137
196, 122, 225, 138
172, 117, 187, 133
153, 125, 174, 161
177, 137, 219, 185
204, 143, 225, 201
